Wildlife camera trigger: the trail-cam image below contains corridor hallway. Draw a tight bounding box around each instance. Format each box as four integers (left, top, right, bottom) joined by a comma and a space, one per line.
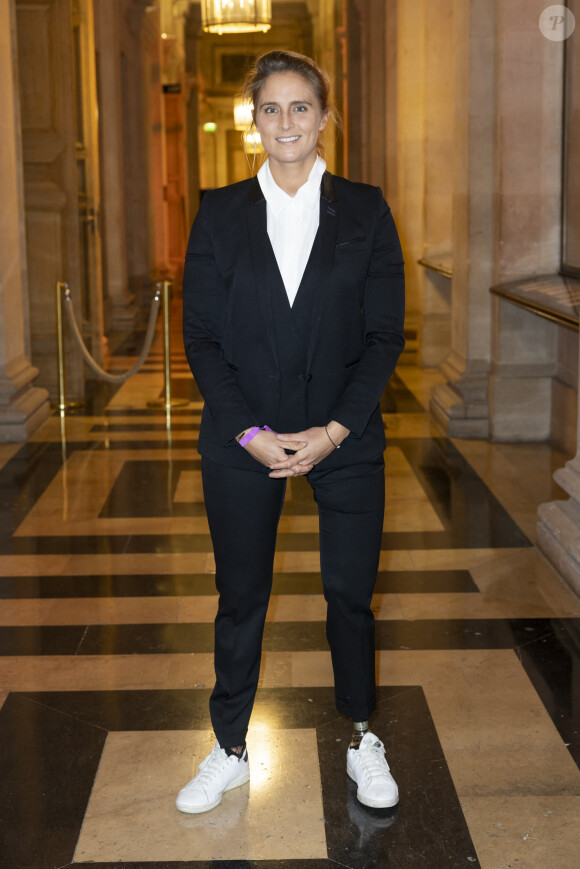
0, 318, 579, 869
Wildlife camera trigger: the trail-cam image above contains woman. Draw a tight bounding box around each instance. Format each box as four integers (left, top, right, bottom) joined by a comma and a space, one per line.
178, 50, 405, 815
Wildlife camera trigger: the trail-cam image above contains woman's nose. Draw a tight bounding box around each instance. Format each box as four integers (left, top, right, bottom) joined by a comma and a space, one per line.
278, 110, 292, 129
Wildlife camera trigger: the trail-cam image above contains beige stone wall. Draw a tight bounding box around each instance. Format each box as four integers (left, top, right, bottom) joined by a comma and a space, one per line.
0, 0, 49, 439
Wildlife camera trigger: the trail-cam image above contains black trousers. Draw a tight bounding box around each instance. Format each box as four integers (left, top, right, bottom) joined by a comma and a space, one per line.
201, 454, 385, 747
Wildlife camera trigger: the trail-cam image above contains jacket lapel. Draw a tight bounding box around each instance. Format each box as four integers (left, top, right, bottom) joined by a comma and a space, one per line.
247, 176, 280, 370
246, 171, 339, 376
305, 171, 339, 374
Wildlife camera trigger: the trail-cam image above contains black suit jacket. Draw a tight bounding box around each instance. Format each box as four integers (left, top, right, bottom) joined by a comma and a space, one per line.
182, 171, 405, 471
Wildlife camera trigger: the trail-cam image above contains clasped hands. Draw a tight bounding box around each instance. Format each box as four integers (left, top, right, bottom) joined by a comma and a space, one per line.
243, 422, 350, 478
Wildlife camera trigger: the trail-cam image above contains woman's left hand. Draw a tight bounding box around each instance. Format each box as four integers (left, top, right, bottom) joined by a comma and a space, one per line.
268, 422, 349, 478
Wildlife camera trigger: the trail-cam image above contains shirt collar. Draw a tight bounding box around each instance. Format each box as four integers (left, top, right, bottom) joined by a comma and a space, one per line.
257, 155, 327, 216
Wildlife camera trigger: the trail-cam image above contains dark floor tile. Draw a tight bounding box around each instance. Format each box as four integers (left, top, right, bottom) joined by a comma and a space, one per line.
0, 570, 477, 599
82, 378, 124, 415
90, 422, 201, 432
0, 693, 106, 868
319, 689, 480, 868
100, 460, 192, 518
393, 438, 531, 548
103, 408, 201, 417
375, 570, 478, 593
380, 373, 425, 414
170, 377, 203, 401
0, 618, 562, 657
0, 625, 86, 655
517, 619, 580, 766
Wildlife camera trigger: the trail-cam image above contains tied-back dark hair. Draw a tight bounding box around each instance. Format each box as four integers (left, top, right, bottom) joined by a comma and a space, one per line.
242, 50, 339, 158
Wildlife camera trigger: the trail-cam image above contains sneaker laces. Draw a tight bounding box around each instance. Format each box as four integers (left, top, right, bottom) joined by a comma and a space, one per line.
193, 744, 231, 788
358, 737, 391, 781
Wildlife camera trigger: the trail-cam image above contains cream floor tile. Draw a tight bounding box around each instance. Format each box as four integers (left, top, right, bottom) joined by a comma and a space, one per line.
165, 652, 293, 690
58, 553, 210, 575
290, 649, 580, 797
16, 515, 209, 536
384, 500, 444, 532
267, 551, 417, 572
175, 597, 218, 622
395, 592, 577, 620
0, 594, 407, 626
174, 470, 204, 502
0, 555, 70, 576
470, 548, 580, 615
462, 796, 580, 869
380, 650, 580, 797
103, 373, 176, 410
0, 655, 172, 691
165, 653, 215, 688
74, 729, 326, 862
42, 597, 181, 625
291, 651, 334, 687
0, 442, 21, 471
29, 416, 201, 443
408, 548, 532, 571
262, 593, 403, 621
0, 599, 54, 625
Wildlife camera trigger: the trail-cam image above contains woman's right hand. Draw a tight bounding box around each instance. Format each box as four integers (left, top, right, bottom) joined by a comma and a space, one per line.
243, 430, 313, 475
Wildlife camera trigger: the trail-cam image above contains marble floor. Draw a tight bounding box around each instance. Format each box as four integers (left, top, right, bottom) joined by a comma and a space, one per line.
1, 320, 579, 869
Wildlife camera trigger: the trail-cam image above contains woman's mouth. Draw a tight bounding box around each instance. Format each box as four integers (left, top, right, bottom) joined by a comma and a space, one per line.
276, 136, 300, 143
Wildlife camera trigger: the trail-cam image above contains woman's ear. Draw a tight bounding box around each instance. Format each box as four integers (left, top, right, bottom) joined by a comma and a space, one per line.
319, 109, 330, 132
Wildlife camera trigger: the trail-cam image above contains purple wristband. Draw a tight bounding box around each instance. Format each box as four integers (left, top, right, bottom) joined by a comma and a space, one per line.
238, 424, 276, 447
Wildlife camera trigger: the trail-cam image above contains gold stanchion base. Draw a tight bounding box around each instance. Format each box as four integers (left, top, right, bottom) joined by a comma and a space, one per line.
146, 398, 190, 409
53, 401, 85, 412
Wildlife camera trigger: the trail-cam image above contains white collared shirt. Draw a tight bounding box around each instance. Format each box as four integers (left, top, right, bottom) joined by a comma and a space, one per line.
257, 155, 326, 306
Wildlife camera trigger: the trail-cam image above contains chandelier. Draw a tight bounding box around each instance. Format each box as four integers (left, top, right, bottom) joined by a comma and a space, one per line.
201, 0, 272, 35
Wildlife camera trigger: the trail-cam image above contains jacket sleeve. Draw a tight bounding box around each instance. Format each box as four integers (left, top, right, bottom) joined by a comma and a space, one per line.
182, 194, 258, 446
329, 187, 405, 437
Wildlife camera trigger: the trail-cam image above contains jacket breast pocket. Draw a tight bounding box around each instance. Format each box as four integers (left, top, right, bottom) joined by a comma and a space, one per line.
336, 236, 368, 254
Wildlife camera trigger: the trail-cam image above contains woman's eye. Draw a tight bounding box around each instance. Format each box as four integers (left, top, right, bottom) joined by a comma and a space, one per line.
294, 105, 307, 112
264, 106, 278, 114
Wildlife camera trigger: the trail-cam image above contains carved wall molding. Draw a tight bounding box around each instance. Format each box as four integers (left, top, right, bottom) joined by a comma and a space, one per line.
23, 182, 67, 211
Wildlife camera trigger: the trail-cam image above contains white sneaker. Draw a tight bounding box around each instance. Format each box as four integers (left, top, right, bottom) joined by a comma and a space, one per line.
176, 742, 250, 814
347, 732, 399, 809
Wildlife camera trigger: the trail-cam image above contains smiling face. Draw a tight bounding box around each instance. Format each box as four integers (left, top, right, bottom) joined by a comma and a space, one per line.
253, 71, 329, 174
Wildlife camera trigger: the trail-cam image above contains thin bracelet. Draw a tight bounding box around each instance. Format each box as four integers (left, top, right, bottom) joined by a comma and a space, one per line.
325, 424, 340, 450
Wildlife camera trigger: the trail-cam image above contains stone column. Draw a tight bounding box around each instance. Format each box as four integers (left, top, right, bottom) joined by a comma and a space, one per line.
487, 0, 564, 441
429, 0, 495, 437
538, 339, 580, 597
0, 0, 49, 440
94, 0, 136, 328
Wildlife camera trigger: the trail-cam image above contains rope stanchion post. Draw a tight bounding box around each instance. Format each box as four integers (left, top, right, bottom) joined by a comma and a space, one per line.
55, 281, 83, 413
147, 280, 189, 409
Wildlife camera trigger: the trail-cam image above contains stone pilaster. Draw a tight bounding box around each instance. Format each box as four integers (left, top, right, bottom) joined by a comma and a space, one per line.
429, 0, 495, 438
487, 0, 564, 442
0, 0, 49, 441
538, 341, 580, 597
94, 0, 136, 329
